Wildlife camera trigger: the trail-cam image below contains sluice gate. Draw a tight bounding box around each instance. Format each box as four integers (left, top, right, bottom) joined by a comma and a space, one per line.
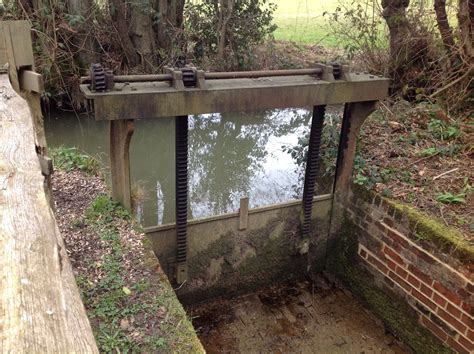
81, 64, 389, 293
3, 21, 471, 353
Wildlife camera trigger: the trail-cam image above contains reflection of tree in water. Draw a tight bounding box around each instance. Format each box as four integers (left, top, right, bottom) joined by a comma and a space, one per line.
189, 109, 311, 217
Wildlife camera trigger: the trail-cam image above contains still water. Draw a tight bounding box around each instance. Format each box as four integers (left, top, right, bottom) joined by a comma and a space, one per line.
44, 108, 338, 227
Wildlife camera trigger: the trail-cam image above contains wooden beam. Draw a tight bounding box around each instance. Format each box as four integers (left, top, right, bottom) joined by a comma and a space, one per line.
333, 101, 378, 197
239, 197, 249, 230
109, 119, 134, 209
81, 74, 389, 120
19, 70, 44, 93
0, 73, 98, 352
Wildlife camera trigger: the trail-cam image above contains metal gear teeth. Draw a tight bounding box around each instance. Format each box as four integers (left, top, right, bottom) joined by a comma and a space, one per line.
90, 63, 106, 92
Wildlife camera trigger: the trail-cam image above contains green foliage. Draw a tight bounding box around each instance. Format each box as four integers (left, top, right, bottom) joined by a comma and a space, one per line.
50, 147, 101, 175
436, 178, 472, 205
323, 1, 388, 73
436, 192, 466, 204
427, 119, 461, 141
86, 195, 131, 222
185, 0, 277, 69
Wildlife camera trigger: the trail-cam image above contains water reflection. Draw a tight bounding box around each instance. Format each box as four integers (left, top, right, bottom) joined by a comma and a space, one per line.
44, 108, 337, 227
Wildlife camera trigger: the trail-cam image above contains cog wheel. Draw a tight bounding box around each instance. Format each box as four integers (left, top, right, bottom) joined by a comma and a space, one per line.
181, 67, 197, 88
90, 63, 106, 92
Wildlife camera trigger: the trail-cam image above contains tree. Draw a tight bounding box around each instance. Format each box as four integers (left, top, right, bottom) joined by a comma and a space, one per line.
434, 0, 455, 55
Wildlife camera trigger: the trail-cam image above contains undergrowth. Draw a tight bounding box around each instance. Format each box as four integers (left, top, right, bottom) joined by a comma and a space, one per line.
50, 146, 101, 175
76, 195, 201, 353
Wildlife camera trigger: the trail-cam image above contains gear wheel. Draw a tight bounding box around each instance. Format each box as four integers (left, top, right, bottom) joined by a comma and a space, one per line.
181, 67, 197, 88
90, 63, 106, 92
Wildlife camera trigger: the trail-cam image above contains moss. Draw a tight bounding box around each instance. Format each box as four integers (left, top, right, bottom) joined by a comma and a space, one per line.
386, 199, 473, 263
327, 216, 452, 354
180, 212, 309, 304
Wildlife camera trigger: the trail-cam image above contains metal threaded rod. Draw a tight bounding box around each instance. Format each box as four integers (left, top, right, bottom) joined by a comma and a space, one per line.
81, 68, 324, 84
175, 116, 188, 271
301, 105, 326, 238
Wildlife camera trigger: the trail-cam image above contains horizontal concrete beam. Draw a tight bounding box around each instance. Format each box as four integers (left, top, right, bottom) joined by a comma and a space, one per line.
144, 194, 333, 234
81, 74, 389, 120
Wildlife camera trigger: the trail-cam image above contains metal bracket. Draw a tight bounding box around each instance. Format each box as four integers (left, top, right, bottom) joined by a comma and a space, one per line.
176, 262, 188, 284
315, 64, 335, 81
164, 67, 185, 90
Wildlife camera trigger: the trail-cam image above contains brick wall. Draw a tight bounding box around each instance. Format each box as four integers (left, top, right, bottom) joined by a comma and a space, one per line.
343, 187, 473, 354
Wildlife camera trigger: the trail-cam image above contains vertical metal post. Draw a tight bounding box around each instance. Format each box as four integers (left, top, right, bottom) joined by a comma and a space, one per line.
175, 115, 188, 284
302, 105, 326, 238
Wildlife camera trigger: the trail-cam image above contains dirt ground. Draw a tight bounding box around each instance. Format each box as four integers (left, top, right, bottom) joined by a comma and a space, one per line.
191, 279, 407, 354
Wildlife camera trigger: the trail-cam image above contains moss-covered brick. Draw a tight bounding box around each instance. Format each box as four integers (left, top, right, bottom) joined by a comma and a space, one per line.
327, 216, 453, 354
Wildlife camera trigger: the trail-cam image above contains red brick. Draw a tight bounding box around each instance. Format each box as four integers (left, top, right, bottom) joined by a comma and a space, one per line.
458, 335, 474, 352
461, 302, 473, 316
446, 337, 470, 354
395, 265, 408, 279
466, 282, 474, 294
386, 259, 397, 271
446, 302, 462, 319
407, 274, 421, 289
383, 245, 405, 266
433, 292, 447, 308
367, 255, 389, 274
407, 264, 433, 286
386, 229, 410, 248
383, 217, 394, 228
420, 282, 433, 298
434, 281, 462, 306
467, 329, 474, 342
388, 271, 412, 293
411, 247, 436, 265
411, 288, 437, 311
359, 248, 368, 259
460, 313, 473, 328
437, 307, 467, 333
421, 316, 448, 342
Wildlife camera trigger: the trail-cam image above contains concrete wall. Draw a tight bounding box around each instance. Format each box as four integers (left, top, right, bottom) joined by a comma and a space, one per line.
145, 195, 332, 304
329, 185, 473, 354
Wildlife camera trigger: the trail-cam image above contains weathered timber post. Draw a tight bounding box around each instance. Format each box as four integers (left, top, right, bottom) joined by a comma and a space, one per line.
110, 119, 135, 209
333, 101, 377, 196
0, 21, 52, 203
0, 20, 98, 352
328, 101, 377, 246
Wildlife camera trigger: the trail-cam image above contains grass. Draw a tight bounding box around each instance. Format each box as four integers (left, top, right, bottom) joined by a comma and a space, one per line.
50, 146, 101, 175
77, 195, 203, 353
271, 0, 340, 45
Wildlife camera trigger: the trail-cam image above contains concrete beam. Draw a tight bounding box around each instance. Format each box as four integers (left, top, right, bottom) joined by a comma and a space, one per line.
81, 74, 389, 120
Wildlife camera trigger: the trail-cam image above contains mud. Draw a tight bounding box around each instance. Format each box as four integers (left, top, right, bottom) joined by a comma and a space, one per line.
191, 279, 407, 354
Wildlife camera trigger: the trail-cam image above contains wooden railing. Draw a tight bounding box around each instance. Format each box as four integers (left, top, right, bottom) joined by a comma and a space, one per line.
0, 21, 98, 352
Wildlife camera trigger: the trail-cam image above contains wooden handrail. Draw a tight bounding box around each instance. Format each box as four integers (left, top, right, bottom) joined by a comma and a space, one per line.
0, 73, 98, 352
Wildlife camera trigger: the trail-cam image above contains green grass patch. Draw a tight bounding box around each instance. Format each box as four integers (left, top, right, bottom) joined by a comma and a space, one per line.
271, 0, 339, 45
50, 146, 101, 175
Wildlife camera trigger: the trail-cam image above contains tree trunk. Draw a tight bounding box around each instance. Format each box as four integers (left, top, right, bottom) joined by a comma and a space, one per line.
458, 0, 473, 61
67, 0, 98, 69
130, 0, 157, 67
381, 0, 410, 59
217, 0, 234, 62
381, 0, 412, 90
156, 0, 185, 59
110, 0, 140, 67
434, 0, 455, 55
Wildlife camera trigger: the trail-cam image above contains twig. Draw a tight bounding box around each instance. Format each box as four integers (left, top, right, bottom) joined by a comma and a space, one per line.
429, 66, 474, 98
439, 207, 449, 227
407, 153, 439, 167
433, 167, 459, 180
